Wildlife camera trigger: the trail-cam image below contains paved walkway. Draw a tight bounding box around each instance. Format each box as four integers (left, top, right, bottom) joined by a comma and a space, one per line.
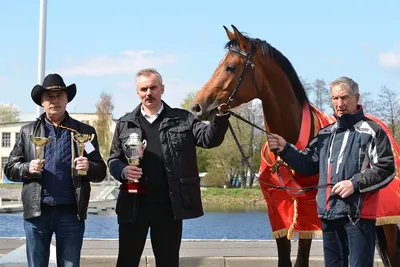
0, 238, 383, 267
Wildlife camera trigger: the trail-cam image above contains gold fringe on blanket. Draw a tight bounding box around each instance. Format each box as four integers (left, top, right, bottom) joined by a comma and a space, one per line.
271, 229, 323, 239
376, 216, 400, 226
272, 228, 288, 239
287, 198, 298, 239
271, 198, 323, 240
297, 230, 323, 239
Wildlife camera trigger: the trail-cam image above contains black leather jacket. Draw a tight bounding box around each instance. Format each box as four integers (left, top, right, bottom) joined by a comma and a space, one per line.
108, 102, 229, 223
4, 112, 107, 220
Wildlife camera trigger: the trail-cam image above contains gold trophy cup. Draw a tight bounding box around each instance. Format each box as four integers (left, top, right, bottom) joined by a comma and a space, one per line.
73, 133, 95, 176
124, 133, 147, 193
30, 135, 51, 160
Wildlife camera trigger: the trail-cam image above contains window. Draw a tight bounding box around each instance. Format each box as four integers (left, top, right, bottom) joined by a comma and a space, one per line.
15, 132, 20, 143
2, 132, 11, 147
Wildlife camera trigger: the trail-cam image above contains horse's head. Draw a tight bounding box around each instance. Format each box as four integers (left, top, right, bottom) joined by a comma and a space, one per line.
192, 25, 263, 121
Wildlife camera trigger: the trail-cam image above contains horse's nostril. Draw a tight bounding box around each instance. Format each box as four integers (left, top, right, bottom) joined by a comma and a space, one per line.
191, 103, 202, 114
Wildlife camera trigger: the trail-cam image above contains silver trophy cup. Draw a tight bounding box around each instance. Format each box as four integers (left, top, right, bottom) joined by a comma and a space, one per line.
124, 133, 147, 183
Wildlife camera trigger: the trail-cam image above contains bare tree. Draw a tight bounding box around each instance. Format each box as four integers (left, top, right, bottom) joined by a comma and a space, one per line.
93, 93, 114, 162
376, 86, 400, 138
299, 77, 314, 98
359, 92, 377, 116
0, 104, 20, 123
312, 79, 330, 112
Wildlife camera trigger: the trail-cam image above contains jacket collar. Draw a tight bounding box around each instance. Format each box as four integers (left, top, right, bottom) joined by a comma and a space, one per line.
121, 101, 178, 123
334, 105, 364, 129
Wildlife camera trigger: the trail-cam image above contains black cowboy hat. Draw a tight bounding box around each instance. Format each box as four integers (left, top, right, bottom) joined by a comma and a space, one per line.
31, 73, 77, 106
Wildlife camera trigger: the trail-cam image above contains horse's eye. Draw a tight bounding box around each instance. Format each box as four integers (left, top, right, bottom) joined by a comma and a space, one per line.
225, 65, 236, 72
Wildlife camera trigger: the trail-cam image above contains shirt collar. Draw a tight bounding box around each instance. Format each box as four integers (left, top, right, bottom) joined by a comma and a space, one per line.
140, 103, 164, 119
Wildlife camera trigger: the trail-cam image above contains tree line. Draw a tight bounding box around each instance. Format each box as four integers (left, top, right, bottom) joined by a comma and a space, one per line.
1, 79, 399, 188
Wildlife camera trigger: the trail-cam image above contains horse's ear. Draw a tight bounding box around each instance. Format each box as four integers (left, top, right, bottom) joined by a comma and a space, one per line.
231, 25, 251, 52
223, 25, 235, 41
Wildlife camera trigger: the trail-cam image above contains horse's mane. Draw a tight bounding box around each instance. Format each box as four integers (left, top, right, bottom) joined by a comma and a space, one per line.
225, 37, 309, 105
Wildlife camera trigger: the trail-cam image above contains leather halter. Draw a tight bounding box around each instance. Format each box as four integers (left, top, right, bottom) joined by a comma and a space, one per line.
217, 41, 260, 116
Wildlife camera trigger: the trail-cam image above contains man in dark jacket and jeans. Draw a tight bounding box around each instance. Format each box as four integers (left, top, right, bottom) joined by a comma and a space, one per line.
267, 76, 395, 267
4, 73, 107, 267
108, 68, 229, 267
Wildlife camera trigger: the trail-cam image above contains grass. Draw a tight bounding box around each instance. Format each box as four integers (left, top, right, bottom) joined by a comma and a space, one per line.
200, 187, 265, 205
0, 184, 22, 189
0, 184, 266, 206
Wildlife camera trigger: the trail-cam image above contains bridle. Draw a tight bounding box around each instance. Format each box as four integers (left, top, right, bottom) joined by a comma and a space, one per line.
215, 40, 334, 195
216, 40, 260, 116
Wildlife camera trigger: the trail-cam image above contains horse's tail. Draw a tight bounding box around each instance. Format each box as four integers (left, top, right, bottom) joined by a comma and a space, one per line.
376, 225, 400, 267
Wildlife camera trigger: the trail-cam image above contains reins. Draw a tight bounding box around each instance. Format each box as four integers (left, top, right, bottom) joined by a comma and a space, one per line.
218, 40, 334, 194
227, 117, 334, 195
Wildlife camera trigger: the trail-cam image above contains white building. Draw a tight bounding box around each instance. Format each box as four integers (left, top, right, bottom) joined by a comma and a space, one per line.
0, 112, 116, 183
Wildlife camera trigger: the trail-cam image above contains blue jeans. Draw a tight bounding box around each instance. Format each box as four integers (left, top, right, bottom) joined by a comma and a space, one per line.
321, 218, 376, 267
24, 204, 85, 267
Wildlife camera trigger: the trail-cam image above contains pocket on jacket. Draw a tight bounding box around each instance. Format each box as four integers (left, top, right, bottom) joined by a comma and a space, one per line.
116, 190, 138, 223
179, 177, 202, 209
169, 126, 192, 151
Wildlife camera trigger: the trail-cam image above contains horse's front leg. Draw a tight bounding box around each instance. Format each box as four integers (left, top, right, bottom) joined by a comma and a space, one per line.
276, 237, 292, 267
294, 238, 312, 267
383, 224, 400, 266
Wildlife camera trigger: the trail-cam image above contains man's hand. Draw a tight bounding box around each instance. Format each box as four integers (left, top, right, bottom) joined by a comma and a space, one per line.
122, 165, 143, 182
29, 159, 45, 174
74, 156, 89, 172
267, 133, 287, 152
331, 180, 355, 198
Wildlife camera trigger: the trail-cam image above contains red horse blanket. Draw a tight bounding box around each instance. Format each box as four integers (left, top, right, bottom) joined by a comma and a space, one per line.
259, 104, 400, 239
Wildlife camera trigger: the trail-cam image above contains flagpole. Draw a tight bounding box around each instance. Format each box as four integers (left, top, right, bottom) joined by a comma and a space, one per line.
36, 0, 47, 117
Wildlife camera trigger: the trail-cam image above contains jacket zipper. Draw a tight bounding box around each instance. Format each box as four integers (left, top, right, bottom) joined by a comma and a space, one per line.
70, 131, 81, 220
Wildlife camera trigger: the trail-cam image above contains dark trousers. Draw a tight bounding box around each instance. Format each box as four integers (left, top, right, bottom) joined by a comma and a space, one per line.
117, 202, 183, 267
321, 218, 376, 267
24, 204, 85, 267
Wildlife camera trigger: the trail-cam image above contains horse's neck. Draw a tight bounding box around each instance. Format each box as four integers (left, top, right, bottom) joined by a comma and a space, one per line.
259, 68, 303, 144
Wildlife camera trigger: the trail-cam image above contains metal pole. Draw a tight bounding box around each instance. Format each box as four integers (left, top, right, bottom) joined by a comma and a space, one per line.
36, 0, 47, 118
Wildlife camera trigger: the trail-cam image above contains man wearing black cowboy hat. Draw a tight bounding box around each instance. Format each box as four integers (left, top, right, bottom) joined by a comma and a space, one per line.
4, 73, 107, 267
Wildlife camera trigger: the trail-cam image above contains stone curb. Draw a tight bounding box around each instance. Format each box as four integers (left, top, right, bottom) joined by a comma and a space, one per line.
79, 256, 384, 267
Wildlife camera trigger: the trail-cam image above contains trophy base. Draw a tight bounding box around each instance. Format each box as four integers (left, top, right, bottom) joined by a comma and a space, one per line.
128, 159, 140, 166
75, 169, 87, 176
124, 182, 146, 194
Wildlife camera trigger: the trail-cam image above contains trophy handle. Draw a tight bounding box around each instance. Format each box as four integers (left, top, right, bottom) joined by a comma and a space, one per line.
142, 140, 147, 150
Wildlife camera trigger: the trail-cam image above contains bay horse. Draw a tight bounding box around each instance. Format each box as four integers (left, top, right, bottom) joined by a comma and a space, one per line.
192, 25, 400, 267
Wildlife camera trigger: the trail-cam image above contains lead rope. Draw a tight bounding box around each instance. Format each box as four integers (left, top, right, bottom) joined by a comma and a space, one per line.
45, 119, 80, 134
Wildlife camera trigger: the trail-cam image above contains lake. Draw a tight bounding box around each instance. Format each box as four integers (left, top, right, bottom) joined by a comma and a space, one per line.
0, 204, 273, 239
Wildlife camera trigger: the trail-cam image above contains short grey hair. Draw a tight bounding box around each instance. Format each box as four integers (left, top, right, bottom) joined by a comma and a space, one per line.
330, 76, 359, 95
136, 68, 163, 84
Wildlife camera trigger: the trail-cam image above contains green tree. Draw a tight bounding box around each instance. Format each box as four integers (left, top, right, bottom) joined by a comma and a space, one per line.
93, 93, 114, 162
0, 104, 20, 123
181, 91, 210, 172
204, 101, 265, 188
180, 91, 198, 111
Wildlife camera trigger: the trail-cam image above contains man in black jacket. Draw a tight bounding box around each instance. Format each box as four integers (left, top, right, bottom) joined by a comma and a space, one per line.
108, 68, 229, 267
4, 73, 107, 267
267, 77, 395, 267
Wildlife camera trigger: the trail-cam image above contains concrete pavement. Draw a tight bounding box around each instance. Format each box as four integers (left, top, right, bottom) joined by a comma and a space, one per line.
0, 238, 384, 267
